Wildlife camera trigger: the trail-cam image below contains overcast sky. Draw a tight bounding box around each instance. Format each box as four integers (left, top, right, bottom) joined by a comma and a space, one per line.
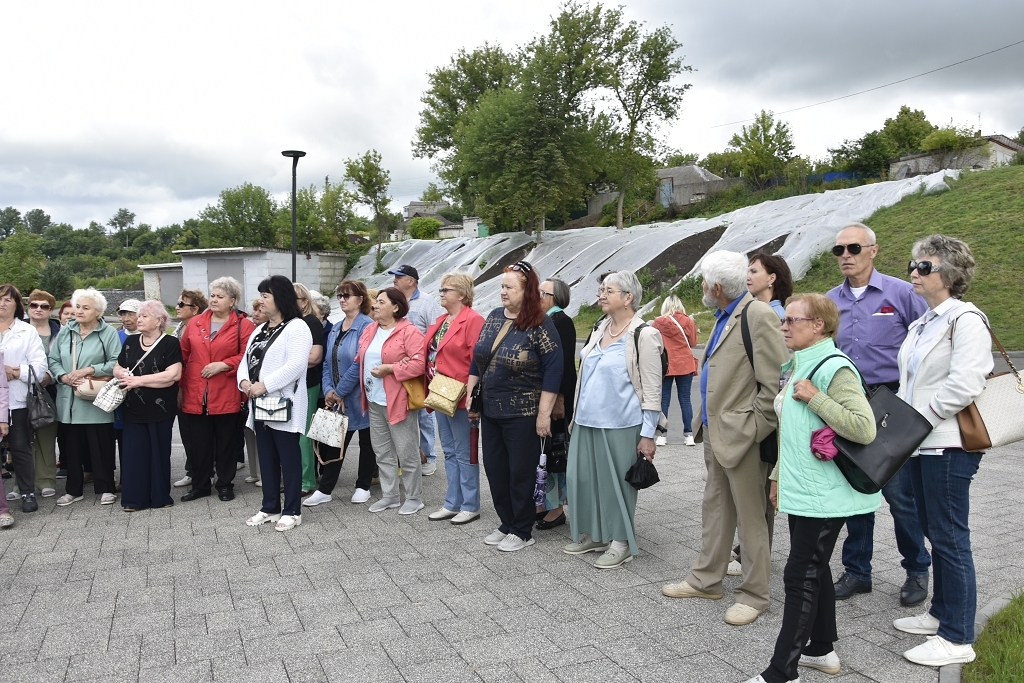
2, 0, 1022, 230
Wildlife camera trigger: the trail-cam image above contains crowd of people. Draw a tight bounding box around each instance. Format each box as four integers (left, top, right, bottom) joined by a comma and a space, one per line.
0, 225, 996, 678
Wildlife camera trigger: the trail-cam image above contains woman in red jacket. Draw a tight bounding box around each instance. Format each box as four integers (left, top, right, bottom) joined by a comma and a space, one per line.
179, 277, 255, 502
651, 295, 698, 446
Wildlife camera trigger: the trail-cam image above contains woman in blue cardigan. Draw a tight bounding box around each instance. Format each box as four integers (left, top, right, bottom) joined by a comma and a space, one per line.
304, 280, 376, 507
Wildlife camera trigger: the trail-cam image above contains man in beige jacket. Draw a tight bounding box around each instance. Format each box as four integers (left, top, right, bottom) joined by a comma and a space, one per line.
662, 251, 788, 625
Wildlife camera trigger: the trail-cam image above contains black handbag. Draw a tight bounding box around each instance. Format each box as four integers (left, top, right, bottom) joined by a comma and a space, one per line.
27, 366, 57, 430
545, 430, 569, 473
624, 454, 659, 490
806, 355, 933, 495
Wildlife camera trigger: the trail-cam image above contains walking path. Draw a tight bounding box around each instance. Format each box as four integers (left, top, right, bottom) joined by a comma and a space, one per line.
1, 429, 1020, 683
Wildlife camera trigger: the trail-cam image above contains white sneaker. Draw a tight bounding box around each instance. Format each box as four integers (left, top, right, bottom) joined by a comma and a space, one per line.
350, 488, 371, 504
484, 529, 506, 545
100, 493, 117, 505
727, 560, 742, 576
246, 511, 281, 526
275, 514, 302, 532
422, 461, 436, 476
655, 435, 667, 446
684, 433, 696, 447
451, 510, 480, 525
368, 498, 401, 513
41, 488, 56, 498
497, 533, 535, 552
894, 612, 940, 635
173, 476, 192, 488
302, 491, 332, 507
236, 462, 245, 470
244, 476, 258, 483
799, 650, 841, 674
428, 508, 458, 521
255, 480, 262, 487
903, 635, 975, 667
398, 500, 424, 515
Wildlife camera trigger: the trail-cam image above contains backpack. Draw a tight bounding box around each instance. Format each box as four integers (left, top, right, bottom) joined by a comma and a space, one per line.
633, 323, 668, 379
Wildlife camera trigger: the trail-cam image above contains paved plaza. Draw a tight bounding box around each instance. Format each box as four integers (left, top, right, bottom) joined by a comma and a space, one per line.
1, 425, 1021, 683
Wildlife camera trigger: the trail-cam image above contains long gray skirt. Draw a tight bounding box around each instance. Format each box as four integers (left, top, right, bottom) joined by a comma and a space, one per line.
566, 424, 641, 556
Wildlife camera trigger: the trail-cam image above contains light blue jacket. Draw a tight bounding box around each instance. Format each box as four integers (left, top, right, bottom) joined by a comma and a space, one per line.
48, 319, 121, 424
322, 313, 372, 431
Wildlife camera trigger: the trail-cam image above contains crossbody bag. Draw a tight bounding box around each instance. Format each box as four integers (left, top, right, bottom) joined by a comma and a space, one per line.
469, 320, 513, 414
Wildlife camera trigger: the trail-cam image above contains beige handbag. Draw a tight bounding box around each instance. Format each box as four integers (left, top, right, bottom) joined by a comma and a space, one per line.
424, 373, 467, 417
70, 336, 113, 402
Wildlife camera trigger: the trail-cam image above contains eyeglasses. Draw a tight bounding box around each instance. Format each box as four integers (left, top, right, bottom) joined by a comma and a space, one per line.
832, 243, 875, 256
782, 316, 816, 326
908, 260, 942, 276
175, 301, 194, 308
438, 288, 456, 295
539, 291, 554, 298
597, 288, 621, 296
510, 261, 533, 274
29, 302, 51, 310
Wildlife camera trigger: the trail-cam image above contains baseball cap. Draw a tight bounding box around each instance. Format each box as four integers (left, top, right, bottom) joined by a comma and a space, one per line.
386, 265, 419, 280
118, 299, 141, 313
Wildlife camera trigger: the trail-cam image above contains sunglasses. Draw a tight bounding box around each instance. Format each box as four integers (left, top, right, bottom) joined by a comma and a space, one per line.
908, 260, 942, 276
510, 261, 533, 274
832, 243, 875, 256
337, 293, 356, 300
175, 301, 194, 308
29, 302, 52, 310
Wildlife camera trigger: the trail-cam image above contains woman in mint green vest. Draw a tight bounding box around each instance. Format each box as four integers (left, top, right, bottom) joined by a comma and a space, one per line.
750, 294, 877, 683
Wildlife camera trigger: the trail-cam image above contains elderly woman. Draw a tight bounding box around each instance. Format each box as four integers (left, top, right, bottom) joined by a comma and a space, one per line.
49, 288, 122, 506
179, 276, 254, 503
891, 236, 993, 668
243, 298, 266, 485
652, 295, 698, 448
747, 252, 793, 320
310, 290, 334, 337
294, 282, 326, 495
356, 288, 426, 515
748, 294, 877, 683
304, 280, 375, 507
424, 273, 485, 525
563, 271, 662, 568
467, 262, 563, 552
112, 300, 182, 511
58, 301, 75, 326
0, 284, 49, 513
533, 277, 576, 530
27, 289, 61, 498
239, 275, 313, 531
171, 288, 208, 489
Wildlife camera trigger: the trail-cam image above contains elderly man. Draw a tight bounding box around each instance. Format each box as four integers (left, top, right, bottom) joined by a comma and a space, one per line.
117, 299, 141, 342
662, 251, 788, 626
388, 264, 444, 475
827, 222, 931, 606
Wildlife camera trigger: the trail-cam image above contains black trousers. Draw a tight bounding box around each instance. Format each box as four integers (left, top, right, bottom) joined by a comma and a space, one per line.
188, 412, 242, 493
762, 514, 845, 683
317, 427, 375, 495
481, 413, 540, 541
63, 423, 117, 496
7, 409, 36, 494
178, 412, 195, 478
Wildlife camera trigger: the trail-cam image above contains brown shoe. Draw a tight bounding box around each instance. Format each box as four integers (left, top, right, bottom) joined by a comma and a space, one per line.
661, 580, 723, 600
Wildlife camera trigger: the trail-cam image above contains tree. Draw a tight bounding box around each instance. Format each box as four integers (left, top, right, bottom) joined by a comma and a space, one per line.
702, 149, 743, 178
199, 183, 278, 248
728, 110, 794, 190
407, 217, 442, 239
919, 125, 983, 152
344, 150, 392, 262
828, 129, 897, 176
39, 259, 74, 298
419, 182, 444, 202
662, 152, 700, 167
23, 208, 52, 235
107, 207, 137, 247
1015, 127, 1024, 145
881, 106, 935, 156
0, 230, 45, 294
0, 207, 21, 240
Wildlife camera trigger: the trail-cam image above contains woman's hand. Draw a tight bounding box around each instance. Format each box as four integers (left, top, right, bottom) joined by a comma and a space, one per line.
120, 374, 144, 390
246, 381, 267, 398
536, 413, 552, 438
64, 368, 93, 385
468, 410, 479, 422
40, 373, 53, 387
638, 436, 656, 462
5, 366, 20, 381
201, 362, 231, 379
0, 422, 7, 438
324, 389, 339, 408
791, 379, 819, 403
370, 364, 392, 378
769, 480, 778, 508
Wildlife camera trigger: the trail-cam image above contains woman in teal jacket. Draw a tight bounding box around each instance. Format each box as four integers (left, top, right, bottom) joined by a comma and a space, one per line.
48, 289, 122, 507
750, 294, 877, 683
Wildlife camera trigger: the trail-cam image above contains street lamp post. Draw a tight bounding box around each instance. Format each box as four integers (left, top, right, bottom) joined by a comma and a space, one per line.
281, 150, 307, 281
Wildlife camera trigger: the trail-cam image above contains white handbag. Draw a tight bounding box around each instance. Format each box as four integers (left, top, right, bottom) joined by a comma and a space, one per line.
253, 396, 292, 422
307, 405, 348, 449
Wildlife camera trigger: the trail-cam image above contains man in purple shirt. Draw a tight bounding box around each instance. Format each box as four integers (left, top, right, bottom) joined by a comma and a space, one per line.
826, 222, 931, 607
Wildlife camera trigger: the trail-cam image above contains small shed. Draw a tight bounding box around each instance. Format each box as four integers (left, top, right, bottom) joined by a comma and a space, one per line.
889, 135, 1024, 178
138, 263, 184, 307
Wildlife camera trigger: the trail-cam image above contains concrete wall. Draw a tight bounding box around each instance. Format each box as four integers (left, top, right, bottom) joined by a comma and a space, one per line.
889, 141, 1017, 178
181, 251, 347, 308
666, 178, 743, 207
97, 290, 145, 315
142, 267, 183, 307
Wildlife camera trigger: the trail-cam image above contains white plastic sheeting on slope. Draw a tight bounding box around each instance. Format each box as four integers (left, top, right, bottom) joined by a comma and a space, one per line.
345, 170, 958, 316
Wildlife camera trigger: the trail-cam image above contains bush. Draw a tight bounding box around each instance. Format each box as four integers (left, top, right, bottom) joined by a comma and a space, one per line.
39, 259, 74, 298
407, 217, 442, 239
436, 206, 463, 223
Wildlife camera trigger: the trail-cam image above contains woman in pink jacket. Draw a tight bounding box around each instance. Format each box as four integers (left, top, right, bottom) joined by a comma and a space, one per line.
356, 287, 426, 515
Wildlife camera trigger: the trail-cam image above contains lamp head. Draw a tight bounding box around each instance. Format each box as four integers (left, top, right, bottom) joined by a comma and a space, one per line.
281, 150, 306, 159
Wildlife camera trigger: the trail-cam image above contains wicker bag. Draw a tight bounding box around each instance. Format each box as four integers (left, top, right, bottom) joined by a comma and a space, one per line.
423, 373, 467, 417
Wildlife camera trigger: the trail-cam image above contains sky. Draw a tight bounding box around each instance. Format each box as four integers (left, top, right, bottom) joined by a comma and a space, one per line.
2, 0, 1022, 231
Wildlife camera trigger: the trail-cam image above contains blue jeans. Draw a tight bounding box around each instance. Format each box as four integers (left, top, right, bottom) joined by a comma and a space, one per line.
909, 449, 981, 644
841, 463, 930, 581
660, 374, 694, 434
436, 409, 479, 513
418, 408, 437, 463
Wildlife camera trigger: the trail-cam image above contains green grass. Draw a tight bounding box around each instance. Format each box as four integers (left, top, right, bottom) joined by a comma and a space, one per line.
797, 165, 1024, 349
963, 591, 1024, 683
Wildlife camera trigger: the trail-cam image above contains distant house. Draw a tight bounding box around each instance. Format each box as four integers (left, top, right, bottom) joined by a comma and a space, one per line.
889, 135, 1023, 179
398, 200, 476, 240
402, 200, 450, 220
586, 165, 744, 216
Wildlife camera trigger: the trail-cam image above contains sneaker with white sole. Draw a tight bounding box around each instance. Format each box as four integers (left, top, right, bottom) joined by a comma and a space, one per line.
244, 476, 258, 484
451, 510, 480, 525
594, 547, 633, 569
350, 488, 371, 504
255, 480, 262, 487
100, 493, 117, 505
484, 529, 506, 545
302, 491, 332, 507
56, 494, 83, 507
684, 433, 696, 446
893, 612, 940, 635
236, 462, 245, 470
428, 508, 458, 521
655, 434, 667, 447
903, 635, 975, 667
275, 514, 302, 531
173, 476, 192, 488
246, 511, 282, 526
398, 500, 424, 515
368, 497, 401, 513
799, 650, 841, 675
725, 602, 764, 625
727, 560, 742, 576
41, 488, 56, 497
497, 533, 535, 552
421, 461, 436, 476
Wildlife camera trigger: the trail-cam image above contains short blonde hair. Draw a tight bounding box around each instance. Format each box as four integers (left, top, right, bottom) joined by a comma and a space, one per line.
293, 282, 314, 316
209, 276, 242, 303
441, 272, 475, 307
786, 293, 840, 339
138, 299, 170, 329
660, 294, 686, 316
71, 288, 108, 314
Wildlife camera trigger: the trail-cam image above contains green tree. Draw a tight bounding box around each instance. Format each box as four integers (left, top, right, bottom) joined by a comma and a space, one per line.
702, 149, 743, 178
199, 183, 278, 248
0, 207, 21, 240
829, 129, 897, 176
919, 125, 983, 152
728, 110, 794, 190
1015, 127, 1024, 145
0, 230, 45, 293
107, 208, 137, 247
881, 105, 935, 155
39, 259, 74, 298
23, 208, 52, 235
343, 150, 393, 261
419, 182, 444, 202
407, 216, 442, 239
662, 152, 700, 167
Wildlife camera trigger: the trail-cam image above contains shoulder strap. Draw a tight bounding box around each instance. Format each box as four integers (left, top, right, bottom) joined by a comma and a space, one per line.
480, 320, 513, 377
668, 314, 687, 338
236, 311, 242, 353
741, 300, 754, 370
806, 353, 868, 394
950, 309, 1020, 381
127, 335, 166, 374
633, 323, 646, 367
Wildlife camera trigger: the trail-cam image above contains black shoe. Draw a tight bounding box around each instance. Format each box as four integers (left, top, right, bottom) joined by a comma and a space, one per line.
21, 493, 38, 513
900, 573, 929, 607
833, 572, 872, 600
56, 469, 68, 479
535, 510, 548, 521
218, 488, 235, 502
536, 512, 566, 530
181, 489, 210, 502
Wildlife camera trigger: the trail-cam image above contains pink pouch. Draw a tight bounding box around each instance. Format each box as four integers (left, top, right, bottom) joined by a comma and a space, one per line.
811, 426, 839, 461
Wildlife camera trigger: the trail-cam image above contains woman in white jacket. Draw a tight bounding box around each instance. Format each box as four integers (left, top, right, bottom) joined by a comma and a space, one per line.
892, 235, 993, 669
238, 275, 313, 532
0, 284, 49, 514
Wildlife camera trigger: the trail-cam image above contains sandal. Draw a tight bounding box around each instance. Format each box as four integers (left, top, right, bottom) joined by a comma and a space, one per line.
275, 514, 302, 532
246, 511, 281, 527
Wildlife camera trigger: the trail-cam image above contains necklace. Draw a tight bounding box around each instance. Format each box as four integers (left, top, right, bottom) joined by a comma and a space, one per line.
606, 319, 628, 338
140, 333, 160, 348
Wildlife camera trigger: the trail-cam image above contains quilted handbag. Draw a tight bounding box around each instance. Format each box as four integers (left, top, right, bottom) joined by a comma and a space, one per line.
253, 396, 292, 422
402, 376, 426, 411
423, 373, 466, 417
307, 405, 348, 449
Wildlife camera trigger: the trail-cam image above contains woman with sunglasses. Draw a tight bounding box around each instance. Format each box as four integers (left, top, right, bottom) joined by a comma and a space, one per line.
171, 289, 207, 489
27, 289, 61, 498
467, 262, 563, 552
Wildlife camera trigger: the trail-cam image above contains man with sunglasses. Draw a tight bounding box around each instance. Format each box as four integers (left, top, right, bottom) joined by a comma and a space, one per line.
826, 222, 931, 607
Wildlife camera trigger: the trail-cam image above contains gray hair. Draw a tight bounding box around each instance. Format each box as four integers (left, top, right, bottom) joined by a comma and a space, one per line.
71, 288, 108, 314
209, 276, 242, 304
912, 234, 976, 299
839, 222, 878, 247
661, 294, 686, 316
138, 299, 170, 329
701, 251, 748, 300
605, 271, 643, 312
544, 278, 571, 309
309, 290, 332, 319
